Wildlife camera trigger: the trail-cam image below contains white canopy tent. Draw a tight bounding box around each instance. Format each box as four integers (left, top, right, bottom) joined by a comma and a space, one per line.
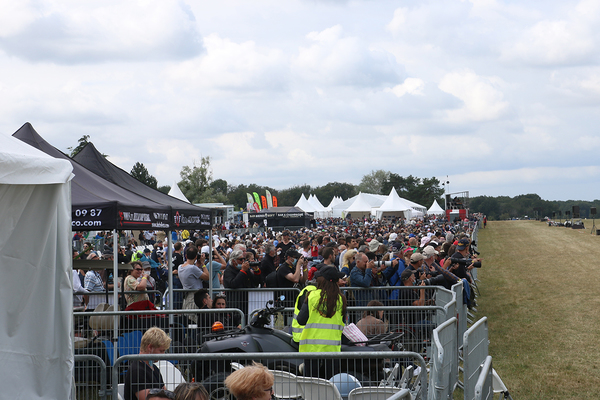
168, 180, 190, 203
342, 192, 387, 219
295, 193, 317, 213
307, 194, 329, 218
0, 132, 74, 399
376, 187, 413, 220
427, 199, 445, 215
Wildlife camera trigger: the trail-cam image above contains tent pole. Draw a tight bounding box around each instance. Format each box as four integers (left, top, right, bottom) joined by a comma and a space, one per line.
167, 230, 174, 327
208, 226, 213, 297
112, 229, 119, 369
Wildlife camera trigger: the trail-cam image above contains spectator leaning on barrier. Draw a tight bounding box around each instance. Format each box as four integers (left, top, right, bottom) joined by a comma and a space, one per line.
124, 261, 150, 306
223, 249, 261, 312
349, 252, 375, 306
179, 246, 205, 323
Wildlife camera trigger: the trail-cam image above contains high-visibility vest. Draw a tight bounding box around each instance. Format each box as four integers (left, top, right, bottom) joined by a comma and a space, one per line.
292, 285, 317, 343
298, 289, 344, 353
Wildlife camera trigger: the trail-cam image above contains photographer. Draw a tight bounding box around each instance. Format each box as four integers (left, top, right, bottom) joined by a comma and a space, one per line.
450, 238, 481, 283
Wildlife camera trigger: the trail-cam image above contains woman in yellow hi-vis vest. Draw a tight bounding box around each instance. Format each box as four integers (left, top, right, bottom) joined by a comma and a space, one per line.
297, 266, 347, 378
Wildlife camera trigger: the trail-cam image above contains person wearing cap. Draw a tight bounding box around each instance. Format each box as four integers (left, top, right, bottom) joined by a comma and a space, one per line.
407, 252, 425, 273
450, 238, 480, 283
297, 266, 347, 378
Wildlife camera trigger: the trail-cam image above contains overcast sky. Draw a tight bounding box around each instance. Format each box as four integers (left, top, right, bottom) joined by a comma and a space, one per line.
1, 0, 599, 202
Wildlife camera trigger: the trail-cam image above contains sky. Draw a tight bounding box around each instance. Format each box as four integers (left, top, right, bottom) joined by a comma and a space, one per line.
1, 0, 600, 202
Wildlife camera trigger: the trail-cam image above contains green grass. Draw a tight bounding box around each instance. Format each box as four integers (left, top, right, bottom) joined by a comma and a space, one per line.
476, 220, 600, 399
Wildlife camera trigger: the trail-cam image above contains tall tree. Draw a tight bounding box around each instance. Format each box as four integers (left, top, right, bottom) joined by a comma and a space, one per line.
68, 135, 91, 157
357, 170, 389, 194
313, 182, 357, 206
157, 185, 171, 194
130, 162, 158, 189
178, 156, 213, 203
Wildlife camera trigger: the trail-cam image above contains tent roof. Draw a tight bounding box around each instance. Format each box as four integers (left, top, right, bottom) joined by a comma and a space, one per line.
345, 192, 386, 212
428, 199, 445, 215
295, 194, 316, 212
168, 181, 190, 203
73, 143, 210, 229
327, 196, 343, 209
13, 123, 186, 230
307, 194, 326, 211
0, 132, 72, 185
378, 187, 412, 212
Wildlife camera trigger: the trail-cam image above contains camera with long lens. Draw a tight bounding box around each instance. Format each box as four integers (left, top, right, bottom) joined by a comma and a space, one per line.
303, 256, 314, 261
450, 257, 482, 268
415, 274, 447, 286
248, 261, 261, 267
372, 261, 393, 268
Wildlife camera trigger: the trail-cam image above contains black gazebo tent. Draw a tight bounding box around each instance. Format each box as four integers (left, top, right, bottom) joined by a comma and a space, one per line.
73, 142, 211, 230
248, 206, 312, 229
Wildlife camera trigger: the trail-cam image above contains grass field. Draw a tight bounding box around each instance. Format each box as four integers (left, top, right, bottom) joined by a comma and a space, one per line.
476, 220, 600, 399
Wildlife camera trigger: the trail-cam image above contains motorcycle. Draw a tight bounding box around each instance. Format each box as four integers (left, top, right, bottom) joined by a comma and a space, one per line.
193, 297, 404, 396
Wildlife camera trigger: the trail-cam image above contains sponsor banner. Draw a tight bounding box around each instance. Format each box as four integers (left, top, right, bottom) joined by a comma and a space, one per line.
253, 192, 262, 209
266, 190, 273, 208
173, 210, 212, 229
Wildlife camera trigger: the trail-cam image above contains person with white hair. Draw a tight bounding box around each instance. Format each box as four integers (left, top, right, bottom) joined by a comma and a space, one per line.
223, 249, 261, 311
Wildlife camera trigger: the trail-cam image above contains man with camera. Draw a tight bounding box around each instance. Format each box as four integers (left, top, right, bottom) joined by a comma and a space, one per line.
276, 249, 307, 289
450, 237, 481, 283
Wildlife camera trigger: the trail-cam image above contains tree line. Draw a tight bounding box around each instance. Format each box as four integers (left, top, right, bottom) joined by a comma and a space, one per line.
470, 194, 600, 221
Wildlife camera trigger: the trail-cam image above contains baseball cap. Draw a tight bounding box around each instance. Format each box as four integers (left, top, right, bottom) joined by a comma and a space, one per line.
410, 252, 424, 263
457, 238, 470, 250
314, 266, 345, 282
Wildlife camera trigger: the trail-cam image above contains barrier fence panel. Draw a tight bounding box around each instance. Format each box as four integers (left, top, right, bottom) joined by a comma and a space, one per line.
462, 317, 489, 400
428, 317, 458, 400
111, 351, 429, 400
73, 354, 107, 400
452, 281, 467, 348
73, 308, 247, 388
474, 356, 493, 400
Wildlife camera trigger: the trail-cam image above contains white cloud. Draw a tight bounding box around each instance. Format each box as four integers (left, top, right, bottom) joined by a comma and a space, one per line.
294, 25, 403, 87
501, 0, 600, 66
387, 78, 425, 97
0, 0, 202, 63
166, 34, 288, 92
385, 7, 408, 36
438, 69, 508, 122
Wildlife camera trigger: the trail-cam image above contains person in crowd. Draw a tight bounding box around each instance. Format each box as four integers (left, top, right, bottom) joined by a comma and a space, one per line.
260, 244, 277, 280
178, 246, 204, 323
140, 262, 158, 303
275, 230, 295, 265
171, 242, 185, 309
225, 362, 274, 400
146, 389, 176, 399
340, 249, 357, 276
84, 266, 111, 309
211, 293, 242, 329
193, 288, 214, 331
339, 236, 358, 271
124, 261, 149, 306
349, 252, 375, 306
300, 239, 311, 258
450, 237, 480, 283
297, 266, 347, 378
223, 249, 261, 312
173, 382, 209, 400
73, 269, 88, 309
124, 327, 171, 400
356, 300, 388, 336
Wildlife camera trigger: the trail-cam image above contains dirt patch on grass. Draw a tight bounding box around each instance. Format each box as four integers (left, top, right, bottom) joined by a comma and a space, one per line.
477, 220, 600, 399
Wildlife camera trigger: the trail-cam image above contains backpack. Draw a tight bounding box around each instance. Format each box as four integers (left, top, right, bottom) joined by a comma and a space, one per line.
265, 266, 280, 288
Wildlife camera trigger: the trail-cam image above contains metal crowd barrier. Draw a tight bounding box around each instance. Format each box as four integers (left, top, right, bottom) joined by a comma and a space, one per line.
429, 317, 458, 400
111, 351, 429, 400
73, 354, 107, 400
462, 317, 489, 399
474, 356, 493, 400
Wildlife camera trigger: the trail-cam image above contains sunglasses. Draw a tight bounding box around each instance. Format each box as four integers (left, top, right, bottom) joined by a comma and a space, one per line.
264, 387, 274, 393
134, 268, 143, 271
148, 389, 175, 399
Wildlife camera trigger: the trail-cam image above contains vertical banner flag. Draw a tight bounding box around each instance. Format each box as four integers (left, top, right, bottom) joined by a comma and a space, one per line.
253, 192, 262, 209
261, 195, 267, 210
266, 190, 273, 208
253, 203, 260, 212
273, 196, 278, 207
246, 193, 254, 205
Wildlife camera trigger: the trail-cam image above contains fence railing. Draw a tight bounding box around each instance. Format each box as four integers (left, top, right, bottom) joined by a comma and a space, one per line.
111, 351, 429, 400
73, 354, 107, 400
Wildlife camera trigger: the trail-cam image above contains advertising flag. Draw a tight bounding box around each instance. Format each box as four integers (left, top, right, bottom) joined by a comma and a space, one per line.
253, 192, 262, 209
273, 196, 278, 207
261, 195, 267, 210
266, 190, 273, 208
246, 193, 254, 205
